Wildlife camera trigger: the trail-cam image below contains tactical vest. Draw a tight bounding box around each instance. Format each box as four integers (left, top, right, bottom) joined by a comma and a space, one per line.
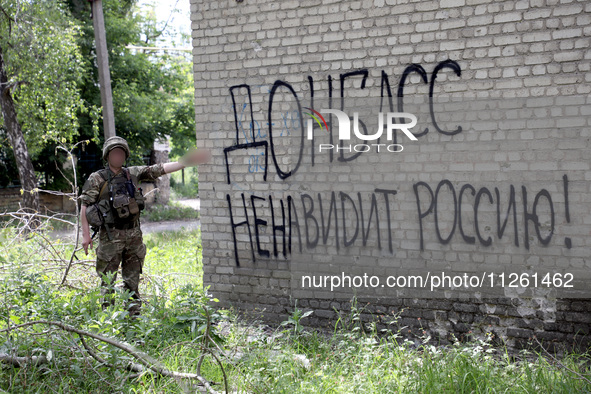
85, 167, 145, 232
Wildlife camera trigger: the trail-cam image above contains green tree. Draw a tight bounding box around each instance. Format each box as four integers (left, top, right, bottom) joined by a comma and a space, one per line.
0, 1, 94, 210
168, 61, 197, 159
0, 0, 197, 196
66, 0, 196, 174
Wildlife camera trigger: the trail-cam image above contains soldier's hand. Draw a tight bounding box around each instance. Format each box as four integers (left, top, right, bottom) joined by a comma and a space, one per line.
82, 234, 93, 255
180, 148, 211, 167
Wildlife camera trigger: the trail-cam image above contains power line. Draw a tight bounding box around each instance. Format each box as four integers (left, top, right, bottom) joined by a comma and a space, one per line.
126, 45, 191, 52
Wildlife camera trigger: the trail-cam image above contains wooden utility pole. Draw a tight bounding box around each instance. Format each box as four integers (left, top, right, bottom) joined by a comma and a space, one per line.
91, 0, 116, 139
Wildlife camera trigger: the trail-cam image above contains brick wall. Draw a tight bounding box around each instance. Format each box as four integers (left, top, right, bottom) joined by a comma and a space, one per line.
190, 0, 591, 351
0, 188, 76, 214
0, 182, 161, 216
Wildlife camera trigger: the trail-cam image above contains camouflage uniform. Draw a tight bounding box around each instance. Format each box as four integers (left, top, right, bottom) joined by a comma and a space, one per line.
80, 163, 166, 316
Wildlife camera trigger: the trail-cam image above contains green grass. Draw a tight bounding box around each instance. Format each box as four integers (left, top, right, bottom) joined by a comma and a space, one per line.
169, 165, 199, 199
1, 226, 591, 393
142, 200, 199, 222
143, 229, 203, 288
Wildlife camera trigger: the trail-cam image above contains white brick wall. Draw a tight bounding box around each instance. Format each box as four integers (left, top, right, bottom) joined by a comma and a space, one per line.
191, 0, 591, 342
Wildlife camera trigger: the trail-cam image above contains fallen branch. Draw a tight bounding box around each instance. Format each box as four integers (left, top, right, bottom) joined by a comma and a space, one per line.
78, 333, 116, 369
533, 336, 591, 385
0, 353, 47, 367
66, 332, 120, 391
0, 211, 74, 227
56, 142, 83, 287
0, 320, 220, 393
78, 333, 146, 374
161, 336, 264, 394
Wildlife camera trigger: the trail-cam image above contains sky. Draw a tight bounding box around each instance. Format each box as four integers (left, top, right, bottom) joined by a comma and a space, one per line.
136, 0, 192, 49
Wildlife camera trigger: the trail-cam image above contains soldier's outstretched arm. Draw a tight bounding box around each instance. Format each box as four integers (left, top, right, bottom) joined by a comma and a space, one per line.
162, 148, 211, 174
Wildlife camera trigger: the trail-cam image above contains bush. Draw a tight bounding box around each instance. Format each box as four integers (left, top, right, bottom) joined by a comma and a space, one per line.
142, 201, 199, 222
170, 166, 199, 199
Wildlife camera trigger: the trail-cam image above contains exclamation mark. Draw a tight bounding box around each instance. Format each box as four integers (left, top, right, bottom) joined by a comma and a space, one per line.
563, 174, 572, 249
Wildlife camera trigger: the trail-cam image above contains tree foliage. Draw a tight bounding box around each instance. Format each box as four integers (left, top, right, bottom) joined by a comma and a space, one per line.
67, 0, 196, 168
0, 0, 96, 157
0, 0, 197, 190
0, 0, 94, 198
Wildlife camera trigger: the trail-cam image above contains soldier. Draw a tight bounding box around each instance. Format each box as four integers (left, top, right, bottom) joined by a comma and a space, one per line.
79, 136, 210, 316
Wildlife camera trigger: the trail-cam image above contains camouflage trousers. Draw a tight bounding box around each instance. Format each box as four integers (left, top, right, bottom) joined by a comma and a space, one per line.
95, 226, 147, 316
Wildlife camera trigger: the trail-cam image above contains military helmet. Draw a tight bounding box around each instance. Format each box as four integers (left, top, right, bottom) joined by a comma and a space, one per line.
102, 136, 130, 161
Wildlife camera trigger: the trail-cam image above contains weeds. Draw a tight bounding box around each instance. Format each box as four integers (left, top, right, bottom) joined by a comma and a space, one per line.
142, 201, 199, 222
1, 199, 591, 392
280, 300, 314, 336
